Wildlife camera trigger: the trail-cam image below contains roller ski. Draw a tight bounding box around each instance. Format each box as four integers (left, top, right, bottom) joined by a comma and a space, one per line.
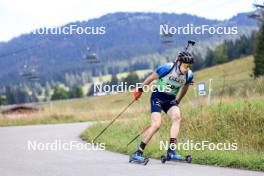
160, 150, 192, 164
129, 152, 149, 165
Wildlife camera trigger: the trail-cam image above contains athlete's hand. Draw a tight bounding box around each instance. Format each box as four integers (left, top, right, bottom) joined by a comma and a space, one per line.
133, 88, 143, 100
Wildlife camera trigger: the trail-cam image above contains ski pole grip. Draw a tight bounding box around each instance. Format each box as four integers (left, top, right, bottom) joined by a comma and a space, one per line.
138, 87, 143, 92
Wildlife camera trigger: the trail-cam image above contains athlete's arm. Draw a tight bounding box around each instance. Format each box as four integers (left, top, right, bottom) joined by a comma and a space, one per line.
133, 72, 158, 100
142, 72, 159, 86
176, 84, 189, 104
176, 70, 194, 104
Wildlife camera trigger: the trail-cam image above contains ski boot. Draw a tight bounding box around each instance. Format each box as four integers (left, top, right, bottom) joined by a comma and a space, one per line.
129, 151, 149, 165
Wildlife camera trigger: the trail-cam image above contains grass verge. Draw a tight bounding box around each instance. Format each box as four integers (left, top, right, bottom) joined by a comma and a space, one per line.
0, 114, 90, 127
80, 99, 264, 171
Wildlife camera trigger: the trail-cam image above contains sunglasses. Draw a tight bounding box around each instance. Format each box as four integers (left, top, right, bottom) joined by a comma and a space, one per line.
181, 63, 192, 68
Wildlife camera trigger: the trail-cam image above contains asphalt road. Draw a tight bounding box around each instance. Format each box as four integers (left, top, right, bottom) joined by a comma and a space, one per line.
0, 122, 262, 176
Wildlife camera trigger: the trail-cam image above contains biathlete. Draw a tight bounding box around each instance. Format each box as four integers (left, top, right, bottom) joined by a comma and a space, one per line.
129, 51, 194, 164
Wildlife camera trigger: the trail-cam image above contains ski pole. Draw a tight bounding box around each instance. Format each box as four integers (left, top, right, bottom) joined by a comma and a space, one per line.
92, 98, 136, 143
127, 125, 150, 146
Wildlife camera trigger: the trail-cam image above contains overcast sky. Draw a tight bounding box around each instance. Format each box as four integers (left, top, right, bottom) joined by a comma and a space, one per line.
0, 0, 257, 42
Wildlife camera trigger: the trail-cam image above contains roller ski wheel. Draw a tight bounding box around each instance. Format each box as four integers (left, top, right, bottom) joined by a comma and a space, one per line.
185, 155, 192, 163
161, 155, 167, 164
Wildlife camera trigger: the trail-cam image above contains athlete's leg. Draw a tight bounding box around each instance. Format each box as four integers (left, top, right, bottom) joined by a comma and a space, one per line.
131, 112, 161, 161
135, 112, 161, 154
142, 112, 162, 144
167, 106, 181, 139
131, 91, 162, 159
165, 105, 183, 159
